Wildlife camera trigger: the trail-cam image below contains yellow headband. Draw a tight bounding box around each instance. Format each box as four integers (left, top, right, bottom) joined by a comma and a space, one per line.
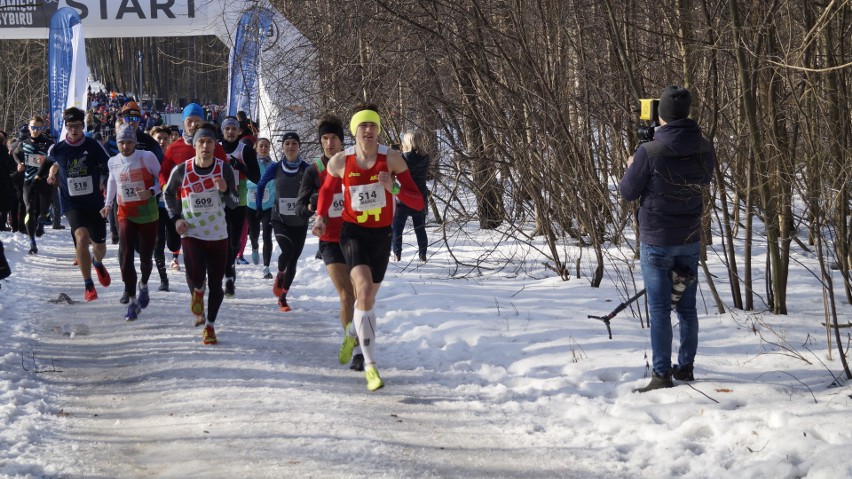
349, 110, 382, 136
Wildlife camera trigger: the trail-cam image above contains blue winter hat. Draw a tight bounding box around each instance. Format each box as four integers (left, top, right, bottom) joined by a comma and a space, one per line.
182, 103, 204, 122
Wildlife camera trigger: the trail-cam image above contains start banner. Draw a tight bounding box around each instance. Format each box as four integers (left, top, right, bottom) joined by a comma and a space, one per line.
0, 0, 220, 39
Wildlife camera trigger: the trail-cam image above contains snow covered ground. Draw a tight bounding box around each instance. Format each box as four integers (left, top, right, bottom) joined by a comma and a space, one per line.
1, 220, 851, 479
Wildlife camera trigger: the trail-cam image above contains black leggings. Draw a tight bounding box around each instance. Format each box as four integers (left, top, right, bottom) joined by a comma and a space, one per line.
23, 181, 51, 241
248, 208, 272, 266
155, 206, 181, 271
225, 206, 247, 280
181, 237, 228, 323
271, 220, 308, 292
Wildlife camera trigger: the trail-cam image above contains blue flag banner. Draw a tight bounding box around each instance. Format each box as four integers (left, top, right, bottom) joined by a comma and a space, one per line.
48, 8, 87, 140
227, 8, 274, 119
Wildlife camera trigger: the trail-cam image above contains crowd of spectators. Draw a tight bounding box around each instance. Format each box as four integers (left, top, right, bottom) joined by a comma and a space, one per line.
84, 88, 228, 140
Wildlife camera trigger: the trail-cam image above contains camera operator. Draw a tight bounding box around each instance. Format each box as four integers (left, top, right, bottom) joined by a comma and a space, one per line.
619, 85, 715, 392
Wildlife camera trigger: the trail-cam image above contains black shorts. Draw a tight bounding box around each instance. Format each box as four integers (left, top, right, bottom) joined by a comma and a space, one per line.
339, 222, 392, 283
66, 208, 107, 244
319, 240, 346, 266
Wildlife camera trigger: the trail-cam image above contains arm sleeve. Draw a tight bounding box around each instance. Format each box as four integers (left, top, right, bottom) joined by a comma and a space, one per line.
242, 145, 261, 183
12, 142, 23, 165
159, 153, 175, 188
394, 169, 425, 211
144, 152, 162, 195
295, 165, 318, 219
315, 173, 342, 218
221, 162, 240, 209
163, 163, 185, 220
104, 160, 117, 208
35, 144, 54, 178
618, 146, 650, 202
254, 162, 276, 211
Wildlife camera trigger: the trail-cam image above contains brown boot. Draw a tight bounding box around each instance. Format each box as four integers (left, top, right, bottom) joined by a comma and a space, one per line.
633, 370, 674, 393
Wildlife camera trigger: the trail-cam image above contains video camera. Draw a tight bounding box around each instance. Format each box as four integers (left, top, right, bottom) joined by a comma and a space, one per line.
636, 98, 659, 144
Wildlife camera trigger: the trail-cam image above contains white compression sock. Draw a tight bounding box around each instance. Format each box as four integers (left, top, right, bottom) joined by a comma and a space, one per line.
353, 307, 377, 366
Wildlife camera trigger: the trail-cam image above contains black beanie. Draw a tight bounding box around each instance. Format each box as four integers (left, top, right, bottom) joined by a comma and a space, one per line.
658, 85, 691, 122
282, 131, 300, 144
317, 122, 344, 143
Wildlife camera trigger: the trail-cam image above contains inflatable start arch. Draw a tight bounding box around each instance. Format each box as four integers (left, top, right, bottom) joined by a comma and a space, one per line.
0, 0, 318, 143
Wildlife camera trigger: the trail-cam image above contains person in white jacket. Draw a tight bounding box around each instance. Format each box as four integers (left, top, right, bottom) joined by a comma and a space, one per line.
101, 124, 161, 321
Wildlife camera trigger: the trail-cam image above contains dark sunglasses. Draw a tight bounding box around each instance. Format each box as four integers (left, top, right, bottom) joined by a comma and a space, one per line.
30, 125, 48, 131
123, 116, 140, 123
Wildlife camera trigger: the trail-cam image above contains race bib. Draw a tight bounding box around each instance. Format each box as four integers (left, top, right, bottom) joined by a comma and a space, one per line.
187, 190, 221, 215
277, 197, 298, 216
119, 181, 145, 202
329, 193, 344, 218
247, 188, 270, 206
25, 154, 42, 168
349, 183, 386, 212
67, 176, 93, 196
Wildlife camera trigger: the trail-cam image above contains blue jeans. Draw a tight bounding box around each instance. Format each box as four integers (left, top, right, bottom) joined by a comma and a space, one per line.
640, 242, 700, 375
391, 204, 427, 257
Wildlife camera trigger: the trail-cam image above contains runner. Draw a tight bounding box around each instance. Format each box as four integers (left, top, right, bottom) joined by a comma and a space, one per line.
105, 102, 164, 249
45, 107, 112, 302
159, 104, 227, 274
107, 102, 164, 303
12, 116, 54, 255
246, 137, 275, 278
149, 125, 174, 290
296, 114, 360, 370
101, 124, 161, 320
312, 104, 425, 390
163, 123, 239, 344
219, 116, 260, 297
255, 132, 310, 312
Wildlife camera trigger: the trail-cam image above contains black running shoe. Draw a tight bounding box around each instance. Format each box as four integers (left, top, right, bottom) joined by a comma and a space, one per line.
224, 278, 235, 297
119, 290, 130, 304
35, 222, 44, 238
350, 353, 365, 372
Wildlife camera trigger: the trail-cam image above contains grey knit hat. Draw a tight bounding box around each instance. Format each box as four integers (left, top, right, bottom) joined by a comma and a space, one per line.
116, 124, 137, 143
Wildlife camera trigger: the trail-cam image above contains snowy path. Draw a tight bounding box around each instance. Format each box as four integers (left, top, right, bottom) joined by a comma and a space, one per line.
3, 226, 852, 478
5, 234, 612, 479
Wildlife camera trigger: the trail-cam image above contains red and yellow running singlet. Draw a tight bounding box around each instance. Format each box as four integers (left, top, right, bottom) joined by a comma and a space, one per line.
341, 145, 394, 228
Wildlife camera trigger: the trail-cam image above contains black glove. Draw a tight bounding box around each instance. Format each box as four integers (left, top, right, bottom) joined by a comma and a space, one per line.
310, 193, 318, 211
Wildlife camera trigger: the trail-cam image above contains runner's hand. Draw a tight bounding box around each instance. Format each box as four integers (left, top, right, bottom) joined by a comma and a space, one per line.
137, 188, 153, 201
312, 217, 326, 237
213, 177, 227, 192
175, 219, 188, 235
378, 171, 392, 192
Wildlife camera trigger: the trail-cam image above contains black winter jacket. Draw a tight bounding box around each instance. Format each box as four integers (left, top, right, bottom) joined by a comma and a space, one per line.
402, 150, 430, 204
618, 119, 714, 246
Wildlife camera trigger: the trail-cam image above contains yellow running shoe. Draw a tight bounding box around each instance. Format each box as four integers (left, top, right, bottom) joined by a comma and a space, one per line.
339, 328, 357, 365
365, 365, 383, 391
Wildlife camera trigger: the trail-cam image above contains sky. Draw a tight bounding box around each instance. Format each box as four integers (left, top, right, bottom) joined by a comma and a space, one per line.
1, 217, 851, 479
